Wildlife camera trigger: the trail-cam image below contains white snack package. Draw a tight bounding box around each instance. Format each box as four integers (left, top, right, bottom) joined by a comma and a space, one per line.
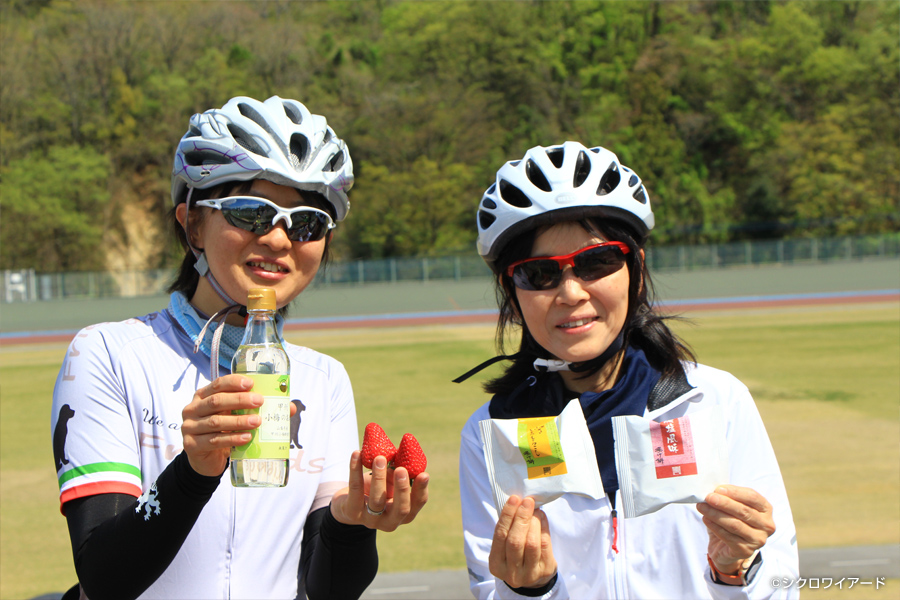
613, 405, 729, 518
479, 399, 604, 511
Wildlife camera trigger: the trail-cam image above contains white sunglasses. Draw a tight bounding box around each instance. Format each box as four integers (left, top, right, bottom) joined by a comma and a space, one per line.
195, 196, 335, 242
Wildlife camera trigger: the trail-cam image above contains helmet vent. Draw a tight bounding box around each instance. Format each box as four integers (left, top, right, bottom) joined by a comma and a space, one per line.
633, 186, 648, 204
486, 183, 496, 195
482, 199, 497, 210
228, 124, 268, 157
478, 210, 496, 230
237, 103, 281, 141
597, 163, 620, 196
628, 174, 639, 187
525, 159, 551, 192
184, 150, 232, 167
282, 102, 303, 125
546, 147, 565, 168
289, 135, 309, 170
499, 180, 533, 208
573, 151, 591, 187
326, 151, 344, 172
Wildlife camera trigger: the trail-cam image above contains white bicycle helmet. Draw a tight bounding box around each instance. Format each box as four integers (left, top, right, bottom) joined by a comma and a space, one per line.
476, 141, 654, 272
171, 95, 353, 221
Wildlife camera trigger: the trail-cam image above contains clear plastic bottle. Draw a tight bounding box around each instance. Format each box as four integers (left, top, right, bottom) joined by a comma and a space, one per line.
230, 288, 290, 487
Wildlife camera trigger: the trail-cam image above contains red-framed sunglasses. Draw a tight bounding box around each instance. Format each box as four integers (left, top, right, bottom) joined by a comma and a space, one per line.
507, 241, 631, 291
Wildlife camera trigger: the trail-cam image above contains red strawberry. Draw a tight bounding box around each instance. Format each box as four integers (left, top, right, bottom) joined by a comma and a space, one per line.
360, 423, 396, 468
392, 433, 427, 479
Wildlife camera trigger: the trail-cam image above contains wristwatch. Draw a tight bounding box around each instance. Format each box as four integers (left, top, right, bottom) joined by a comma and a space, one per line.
708, 550, 762, 586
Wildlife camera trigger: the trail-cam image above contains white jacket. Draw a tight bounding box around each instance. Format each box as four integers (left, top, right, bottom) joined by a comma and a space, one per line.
459, 362, 799, 600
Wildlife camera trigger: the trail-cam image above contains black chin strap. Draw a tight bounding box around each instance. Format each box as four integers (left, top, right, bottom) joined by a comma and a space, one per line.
452, 329, 627, 384
452, 353, 521, 384
568, 329, 626, 373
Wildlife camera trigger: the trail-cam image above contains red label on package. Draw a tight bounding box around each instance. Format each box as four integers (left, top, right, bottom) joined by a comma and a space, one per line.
650, 416, 698, 479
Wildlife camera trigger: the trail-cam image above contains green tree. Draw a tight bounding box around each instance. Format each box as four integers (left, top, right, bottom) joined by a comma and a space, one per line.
0, 145, 112, 271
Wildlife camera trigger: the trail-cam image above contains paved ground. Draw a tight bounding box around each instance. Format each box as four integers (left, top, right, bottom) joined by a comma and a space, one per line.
32, 545, 898, 600
358, 545, 900, 599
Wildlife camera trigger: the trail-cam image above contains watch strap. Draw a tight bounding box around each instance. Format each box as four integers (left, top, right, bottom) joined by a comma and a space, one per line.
708, 550, 762, 586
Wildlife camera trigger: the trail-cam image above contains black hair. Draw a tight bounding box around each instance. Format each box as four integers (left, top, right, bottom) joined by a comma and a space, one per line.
166, 181, 336, 315
484, 217, 695, 395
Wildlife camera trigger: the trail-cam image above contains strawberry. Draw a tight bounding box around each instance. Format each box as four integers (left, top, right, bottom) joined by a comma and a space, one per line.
360, 422, 396, 468
392, 433, 427, 479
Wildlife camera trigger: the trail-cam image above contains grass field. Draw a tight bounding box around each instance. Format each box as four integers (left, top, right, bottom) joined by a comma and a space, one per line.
1, 302, 897, 599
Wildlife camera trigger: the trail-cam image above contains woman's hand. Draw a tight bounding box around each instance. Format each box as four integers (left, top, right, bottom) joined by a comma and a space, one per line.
488, 495, 557, 590
330, 451, 429, 532
180, 374, 297, 477
697, 485, 776, 575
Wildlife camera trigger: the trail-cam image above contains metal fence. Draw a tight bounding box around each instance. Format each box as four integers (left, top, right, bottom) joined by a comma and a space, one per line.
3, 233, 898, 303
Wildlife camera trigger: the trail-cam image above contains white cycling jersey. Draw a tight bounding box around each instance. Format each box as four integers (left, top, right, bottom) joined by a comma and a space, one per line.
460, 362, 800, 600
51, 305, 358, 599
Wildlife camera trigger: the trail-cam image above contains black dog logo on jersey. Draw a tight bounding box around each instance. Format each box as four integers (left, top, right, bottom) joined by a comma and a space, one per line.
53, 404, 76, 471
290, 400, 306, 449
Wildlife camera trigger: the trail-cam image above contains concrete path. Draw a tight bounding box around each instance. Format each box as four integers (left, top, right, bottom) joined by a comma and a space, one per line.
30, 544, 899, 600
359, 545, 900, 599
42, 544, 900, 600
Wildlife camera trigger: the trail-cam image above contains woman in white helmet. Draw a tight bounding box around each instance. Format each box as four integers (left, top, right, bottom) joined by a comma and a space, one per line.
457, 142, 798, 599
51, 96, 428, 600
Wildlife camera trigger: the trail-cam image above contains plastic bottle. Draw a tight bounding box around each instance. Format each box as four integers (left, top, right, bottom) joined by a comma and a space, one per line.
230, 288, 290, 487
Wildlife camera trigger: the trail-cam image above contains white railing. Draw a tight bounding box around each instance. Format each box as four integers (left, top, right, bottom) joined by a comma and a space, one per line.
3, 233, 898, 302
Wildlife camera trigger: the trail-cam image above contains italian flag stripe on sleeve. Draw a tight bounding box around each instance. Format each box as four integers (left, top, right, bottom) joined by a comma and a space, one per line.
57, 461, 143, 514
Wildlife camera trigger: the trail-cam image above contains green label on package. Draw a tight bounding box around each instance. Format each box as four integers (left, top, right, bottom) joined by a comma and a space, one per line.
231, 374, 291, 460
517, 416, 568, 479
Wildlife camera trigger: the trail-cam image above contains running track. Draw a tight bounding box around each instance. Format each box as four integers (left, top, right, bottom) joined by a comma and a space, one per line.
2, 289, 898, 345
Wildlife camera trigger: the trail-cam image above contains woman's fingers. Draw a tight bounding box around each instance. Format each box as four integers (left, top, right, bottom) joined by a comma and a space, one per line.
489, 496, 557, 589
697, 485, 776, 567
180, 375, 264, 476
506, 497, 537, 568
403, 471, 430, 524
366, 456, 389, 515
700, 485, 775, 538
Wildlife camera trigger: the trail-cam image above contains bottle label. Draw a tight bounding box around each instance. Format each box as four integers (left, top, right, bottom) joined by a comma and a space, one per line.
231, 374, 291, 460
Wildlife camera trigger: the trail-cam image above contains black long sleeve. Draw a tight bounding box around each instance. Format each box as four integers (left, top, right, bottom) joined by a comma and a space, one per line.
298, 507, 378, 600
64, 451, 221, 600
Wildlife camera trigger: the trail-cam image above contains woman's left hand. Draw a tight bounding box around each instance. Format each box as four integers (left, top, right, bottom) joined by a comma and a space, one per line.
329, 451, 429, 532
696, 484, 776, 574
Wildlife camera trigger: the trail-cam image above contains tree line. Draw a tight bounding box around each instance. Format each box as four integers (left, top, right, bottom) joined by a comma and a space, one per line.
1, 0, 897, 273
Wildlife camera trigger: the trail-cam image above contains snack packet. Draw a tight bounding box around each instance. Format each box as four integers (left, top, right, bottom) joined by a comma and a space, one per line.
613, 405, 729, 518
479, 399, 604, 511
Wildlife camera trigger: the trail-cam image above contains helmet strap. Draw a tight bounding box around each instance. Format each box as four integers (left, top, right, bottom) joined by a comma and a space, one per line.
182, 186, 242, 309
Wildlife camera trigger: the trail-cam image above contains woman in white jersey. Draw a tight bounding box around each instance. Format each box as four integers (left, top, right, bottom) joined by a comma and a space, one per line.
51, 96, 428, 600
455, 142, 799, 599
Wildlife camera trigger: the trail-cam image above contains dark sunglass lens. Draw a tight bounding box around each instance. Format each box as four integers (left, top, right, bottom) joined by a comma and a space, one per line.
221, 200, 276, 235
287, 212, 327, 242
514, 261, 561, 291
575, 246, 626, 281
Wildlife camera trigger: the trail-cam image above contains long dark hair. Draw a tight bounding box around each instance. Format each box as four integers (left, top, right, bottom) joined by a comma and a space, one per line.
166, 181, 336, 314
484, 217, 695, 395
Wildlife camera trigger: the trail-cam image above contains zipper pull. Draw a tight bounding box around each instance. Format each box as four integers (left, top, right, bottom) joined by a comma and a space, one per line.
611, 509, 619, 554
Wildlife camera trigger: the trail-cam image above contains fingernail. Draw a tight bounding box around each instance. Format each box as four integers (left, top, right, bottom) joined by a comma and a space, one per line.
374, 456, 386, 469
716, 486, 728, 494
241, 377, 253, 389
248, 415, 261, 426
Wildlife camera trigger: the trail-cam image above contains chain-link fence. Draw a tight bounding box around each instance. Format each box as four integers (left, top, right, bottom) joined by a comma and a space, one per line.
3, 233, 898, 303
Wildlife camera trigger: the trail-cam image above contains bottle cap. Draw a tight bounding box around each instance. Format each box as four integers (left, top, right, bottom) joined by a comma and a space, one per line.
247, 288, 276, 311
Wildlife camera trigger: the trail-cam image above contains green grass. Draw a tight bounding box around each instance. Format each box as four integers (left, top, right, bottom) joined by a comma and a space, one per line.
1, 304, 898, 598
